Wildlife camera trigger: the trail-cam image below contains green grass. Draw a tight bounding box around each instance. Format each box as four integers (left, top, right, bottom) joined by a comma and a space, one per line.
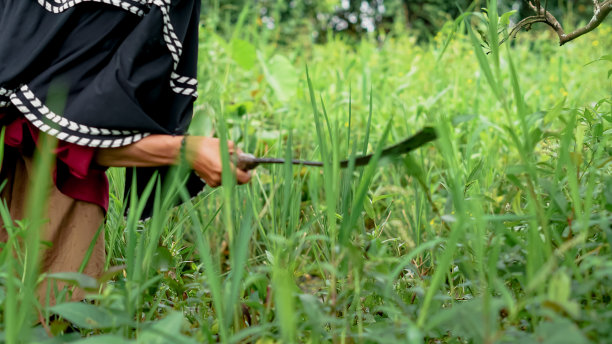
1, 5, 611, 343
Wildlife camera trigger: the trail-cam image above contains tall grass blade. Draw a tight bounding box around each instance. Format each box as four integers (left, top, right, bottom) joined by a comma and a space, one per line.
338, 118, 392, 245
466, 17, 501, 101
7, 134, 57, 342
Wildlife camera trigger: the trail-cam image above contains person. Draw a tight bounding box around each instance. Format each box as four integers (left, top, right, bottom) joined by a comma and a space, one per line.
0, 0, 250, 302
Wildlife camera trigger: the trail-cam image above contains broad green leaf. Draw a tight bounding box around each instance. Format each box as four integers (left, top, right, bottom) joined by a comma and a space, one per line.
152, 246, 173, 272
73, 335, 132, 344
138, 312, 197, 344
49, 303, 133, 330
231, 39, 256, 70
29, 331, 82, 344
364, 197, 375, 219
547, 270, 571, 302
500, 10, 517, 26
533, 317, 589, 344
46, 272, 98, 290
260, 54, 299, 102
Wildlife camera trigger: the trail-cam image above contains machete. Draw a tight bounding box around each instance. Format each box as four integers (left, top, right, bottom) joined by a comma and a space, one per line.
236, 126, 436, 171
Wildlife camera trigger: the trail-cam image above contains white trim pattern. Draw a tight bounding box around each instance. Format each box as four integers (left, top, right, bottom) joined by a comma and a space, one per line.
18, 85, 139, 136
151, 0, 183, 69
170, 73, 198, 86
35, 0, 198, 98
9, 85, 150, 148
170, 72, 198, 97
37, 0, 146, 16
0, 88, 11, 108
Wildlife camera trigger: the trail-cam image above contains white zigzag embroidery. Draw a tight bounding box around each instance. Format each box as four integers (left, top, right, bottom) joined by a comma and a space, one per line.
18, 85, 140, 136
35, 0, 198, 97
37, 0, 145, 15
170, 73, 198, 97
9, 85, 150, 148
0, 88, 13, 108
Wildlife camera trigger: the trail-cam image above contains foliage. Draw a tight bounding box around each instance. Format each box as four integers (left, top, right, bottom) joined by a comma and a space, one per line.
203, 0, 475, 41
203, 0, 604, 42
1, 2, 612, 343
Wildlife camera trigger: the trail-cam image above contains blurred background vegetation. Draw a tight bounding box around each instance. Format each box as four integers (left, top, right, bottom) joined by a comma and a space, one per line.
202, 0, 601, 43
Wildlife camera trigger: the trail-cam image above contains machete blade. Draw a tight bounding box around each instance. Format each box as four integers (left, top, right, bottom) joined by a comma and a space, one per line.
236, 126, 437, 171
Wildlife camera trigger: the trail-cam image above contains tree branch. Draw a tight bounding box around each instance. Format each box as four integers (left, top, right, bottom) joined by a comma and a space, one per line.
559, 0, 612, 45
506, 0, 612, 46
526, 0, 567, 40
593, 0, 601, 11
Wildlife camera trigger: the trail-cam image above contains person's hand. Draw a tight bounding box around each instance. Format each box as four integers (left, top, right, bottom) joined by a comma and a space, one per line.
94, 134, 251, 187
185, 136, 251, 187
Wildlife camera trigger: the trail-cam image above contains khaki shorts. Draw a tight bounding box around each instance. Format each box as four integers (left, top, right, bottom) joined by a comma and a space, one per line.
0, 147, 105, 304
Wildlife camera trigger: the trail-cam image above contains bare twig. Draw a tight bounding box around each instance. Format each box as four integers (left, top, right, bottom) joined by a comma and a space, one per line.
504, 0, 612, 46
526, 0, 567, 40
499, 16, 548, 46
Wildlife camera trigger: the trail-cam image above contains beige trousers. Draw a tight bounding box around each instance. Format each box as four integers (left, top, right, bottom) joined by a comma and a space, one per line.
0, 148, 105, 303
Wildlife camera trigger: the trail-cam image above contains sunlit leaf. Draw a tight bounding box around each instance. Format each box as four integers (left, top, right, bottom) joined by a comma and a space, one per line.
500, 10, 517, 26
260, 54, 299, 102
231, 39, 256, 70
49, 303, 133, 330
46, 272, 98, 291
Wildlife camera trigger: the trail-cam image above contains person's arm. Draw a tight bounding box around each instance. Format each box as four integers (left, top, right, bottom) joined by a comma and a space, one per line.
94, 134, 251, 187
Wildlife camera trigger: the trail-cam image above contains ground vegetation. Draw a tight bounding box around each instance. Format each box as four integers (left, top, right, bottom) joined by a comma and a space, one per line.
1, 1, 611, 343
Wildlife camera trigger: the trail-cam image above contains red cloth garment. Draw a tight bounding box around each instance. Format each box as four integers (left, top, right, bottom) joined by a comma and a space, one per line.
1, 112, 109, 212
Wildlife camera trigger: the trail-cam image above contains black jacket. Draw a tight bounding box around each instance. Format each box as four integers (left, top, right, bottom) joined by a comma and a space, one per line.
0, 0, 205, 216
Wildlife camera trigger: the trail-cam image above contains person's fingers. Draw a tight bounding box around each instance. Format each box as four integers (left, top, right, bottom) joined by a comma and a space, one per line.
194, 170, 220, 188
193, 138, 251, 186
226, 140, 235, 154
235, 166, 252, 185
